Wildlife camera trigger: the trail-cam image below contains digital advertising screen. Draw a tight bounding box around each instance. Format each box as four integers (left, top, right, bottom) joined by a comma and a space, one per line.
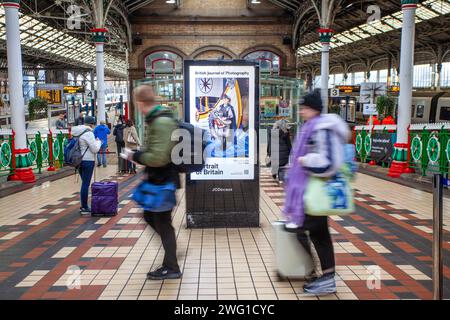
186, 63, 257, 181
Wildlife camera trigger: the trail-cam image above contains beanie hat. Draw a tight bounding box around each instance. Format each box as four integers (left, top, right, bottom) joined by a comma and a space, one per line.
299, 89, 323, 113
84, 116, 96, 125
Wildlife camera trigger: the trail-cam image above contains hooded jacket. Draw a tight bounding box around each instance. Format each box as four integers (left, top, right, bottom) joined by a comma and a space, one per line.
301, 114, 351, 178
72, 125, 102, 161
93, 124, 110, 146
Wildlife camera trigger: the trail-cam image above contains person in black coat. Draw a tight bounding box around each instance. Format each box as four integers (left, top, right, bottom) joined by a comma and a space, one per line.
113, 117, 127, 173
268, 119, 292, 180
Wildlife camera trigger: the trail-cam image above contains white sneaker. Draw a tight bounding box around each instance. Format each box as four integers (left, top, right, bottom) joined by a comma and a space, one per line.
284, 222, 300, 231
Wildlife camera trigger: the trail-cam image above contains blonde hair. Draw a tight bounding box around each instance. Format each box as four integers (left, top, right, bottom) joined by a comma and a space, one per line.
133, 85, 156, 104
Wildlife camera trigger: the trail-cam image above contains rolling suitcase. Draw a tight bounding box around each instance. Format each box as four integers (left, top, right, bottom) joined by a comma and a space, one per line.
91, 181, 118, 216
272, 220, 314, 280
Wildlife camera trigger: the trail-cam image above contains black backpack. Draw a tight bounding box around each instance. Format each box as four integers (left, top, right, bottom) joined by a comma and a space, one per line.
149, 115, 209, 174
173, 120, 209, 173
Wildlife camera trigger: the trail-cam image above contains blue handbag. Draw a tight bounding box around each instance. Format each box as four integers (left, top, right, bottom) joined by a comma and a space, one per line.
131, 181, 177, 212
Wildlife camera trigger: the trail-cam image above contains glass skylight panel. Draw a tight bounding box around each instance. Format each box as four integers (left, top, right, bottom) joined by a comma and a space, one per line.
416, 6, 439, 19
359, 24, 382, 35
369, 20, 393, 32
424, 0, 450, 14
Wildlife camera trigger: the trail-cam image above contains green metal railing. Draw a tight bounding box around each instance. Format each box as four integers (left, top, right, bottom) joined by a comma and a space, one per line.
354, 125, 396, 163
0, 128, 71, 178
0, 129, 13, 177
409, 123, 450, 177
355, 123, 450, 177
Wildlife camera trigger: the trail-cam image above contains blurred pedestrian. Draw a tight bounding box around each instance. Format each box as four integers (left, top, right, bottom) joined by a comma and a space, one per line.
128, 84, 181, 280
283, 89, 350, 295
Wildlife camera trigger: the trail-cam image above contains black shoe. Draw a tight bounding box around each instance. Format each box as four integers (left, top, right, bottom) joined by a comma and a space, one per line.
147, 266, 182, 280
80, 207, 91, 216
97, 164, 101, 167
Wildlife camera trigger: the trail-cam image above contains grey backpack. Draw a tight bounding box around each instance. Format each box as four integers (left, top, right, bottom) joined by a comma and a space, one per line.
64, 130, 89, 168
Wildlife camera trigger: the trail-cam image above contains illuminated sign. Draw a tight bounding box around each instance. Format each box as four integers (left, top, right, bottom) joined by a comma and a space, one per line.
64, 86, 85, 94
36, 84, 64, 107
336, 85, 361, 93
36, 90, 62, 106
388, 86, 400, 92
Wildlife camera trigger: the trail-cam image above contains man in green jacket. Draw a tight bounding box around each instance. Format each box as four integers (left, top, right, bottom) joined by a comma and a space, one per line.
129, 84, 181, 280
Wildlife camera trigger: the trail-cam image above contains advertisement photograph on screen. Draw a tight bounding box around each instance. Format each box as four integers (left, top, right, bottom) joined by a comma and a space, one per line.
186, 63, 257, 181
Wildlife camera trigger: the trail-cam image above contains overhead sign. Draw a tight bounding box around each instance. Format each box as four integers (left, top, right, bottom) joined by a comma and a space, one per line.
337, 85, 361, 93
64, 86, 85, 94
363, 103, 378, 115
36, 84, 63, 106
330, 88, 340, 97
360, 82, 387, 104
370, 133, 393, 163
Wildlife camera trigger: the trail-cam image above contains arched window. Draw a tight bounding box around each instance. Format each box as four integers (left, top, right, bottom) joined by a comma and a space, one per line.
144, 51, 183, 78
244, 51, 280, 75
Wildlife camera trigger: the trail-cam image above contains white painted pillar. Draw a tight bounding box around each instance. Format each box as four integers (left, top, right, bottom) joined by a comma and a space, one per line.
319, 29, 333, 113
388, 0, 418, 178
4, 1, 25, 149
95, 40, 106, 123
3, 0, 36, 183
397, 2, 417, 145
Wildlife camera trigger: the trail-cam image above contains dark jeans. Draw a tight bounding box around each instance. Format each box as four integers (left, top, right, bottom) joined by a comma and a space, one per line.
127, 160, 136, 172
116, 142, 125, 171
78, 160, 95, 209
297, 215, 335, 274
97, 143, 107, 166
144, 211, 179, 272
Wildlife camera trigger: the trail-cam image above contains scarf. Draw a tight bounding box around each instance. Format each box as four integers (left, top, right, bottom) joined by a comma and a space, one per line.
283, 115, 320, 226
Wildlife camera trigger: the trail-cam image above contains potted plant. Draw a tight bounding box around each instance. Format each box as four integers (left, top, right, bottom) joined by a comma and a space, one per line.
376, 95, 396, 122
27, 97, 48, 121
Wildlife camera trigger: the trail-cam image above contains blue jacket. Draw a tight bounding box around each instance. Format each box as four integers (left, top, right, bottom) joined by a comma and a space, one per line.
94, 124, 111, 146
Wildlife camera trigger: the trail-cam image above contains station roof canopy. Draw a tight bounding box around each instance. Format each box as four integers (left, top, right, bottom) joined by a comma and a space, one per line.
277, 0, 450, 74
0, 1, 159, 78
0, 1, 449, 78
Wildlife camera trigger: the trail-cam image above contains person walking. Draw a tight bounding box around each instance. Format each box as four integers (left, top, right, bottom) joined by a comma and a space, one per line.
113, 116, 126, 173
94, 121, 111, 168
74, 113, 85, 126
55, 113, 66, 129
123, 119, 141, 174
268, 119, 292, 180
283, 89, 350, 295
71, 116, 102, 215
127, 84, 181, 280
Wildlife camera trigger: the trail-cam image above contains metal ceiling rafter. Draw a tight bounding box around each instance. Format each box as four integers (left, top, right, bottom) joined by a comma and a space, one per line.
127, 0, 157, 13
267, 0, 298, 12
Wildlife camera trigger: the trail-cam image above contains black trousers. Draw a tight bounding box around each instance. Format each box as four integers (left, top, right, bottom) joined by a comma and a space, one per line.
297, 215, 335, 274
116, 142, 126, 171
144, 211, 180, 272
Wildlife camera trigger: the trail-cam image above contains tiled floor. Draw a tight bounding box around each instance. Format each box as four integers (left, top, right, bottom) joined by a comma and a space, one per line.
0, 165, 448, 300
